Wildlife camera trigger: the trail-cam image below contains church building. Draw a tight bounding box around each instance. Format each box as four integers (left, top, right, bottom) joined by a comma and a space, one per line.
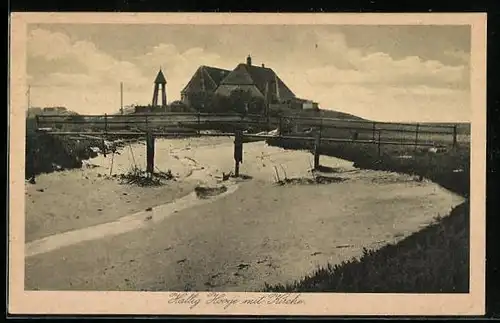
180, 55, 318, 113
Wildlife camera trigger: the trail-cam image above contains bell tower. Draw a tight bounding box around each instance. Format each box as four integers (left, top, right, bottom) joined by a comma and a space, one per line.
152, 68, 167, 107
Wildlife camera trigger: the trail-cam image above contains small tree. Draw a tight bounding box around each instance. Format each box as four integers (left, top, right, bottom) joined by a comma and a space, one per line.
212, 89, 264, 115
186, 92, 214, 112
170, 100, 189, 112
212, 94, 232, 113
228, 89, 257, 115
248, 95, 265, 115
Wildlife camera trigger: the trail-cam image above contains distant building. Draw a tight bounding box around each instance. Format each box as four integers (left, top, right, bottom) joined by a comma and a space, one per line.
169, 100, 192, 112
179, 55, 318, 114
40, 106, 67, 114
120, 105, 137, 115
214, 55, 296, 103
134, 106, 151, 114
289, 98, 319, 111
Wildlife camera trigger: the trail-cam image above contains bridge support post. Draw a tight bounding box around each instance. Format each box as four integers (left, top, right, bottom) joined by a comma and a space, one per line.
146, 132, 155, 177
102, 113, 108, 157
414, 123, 420, 152
234, 129, 243, 177
102, 137, 107, 157
266, 110, 271, 131
278, 115, 283, 136
313, 130, 321, 170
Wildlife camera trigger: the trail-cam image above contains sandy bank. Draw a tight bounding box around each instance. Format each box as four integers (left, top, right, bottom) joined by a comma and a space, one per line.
25, 137, 464, 291
25, 136, 233, 242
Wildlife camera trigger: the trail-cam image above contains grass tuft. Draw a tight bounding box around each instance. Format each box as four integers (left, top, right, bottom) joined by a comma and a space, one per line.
117, 165, 174, 187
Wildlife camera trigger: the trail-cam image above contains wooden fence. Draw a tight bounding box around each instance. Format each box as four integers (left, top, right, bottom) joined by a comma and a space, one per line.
34, 112, 464, 176
35, 111, 461, 146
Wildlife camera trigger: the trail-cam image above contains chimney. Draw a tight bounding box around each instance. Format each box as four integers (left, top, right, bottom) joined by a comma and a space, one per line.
262, 63, 265, 68
246, 55, 252, 66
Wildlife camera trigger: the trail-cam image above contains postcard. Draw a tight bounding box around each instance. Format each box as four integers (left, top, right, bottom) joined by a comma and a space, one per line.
8, 12, 486, 316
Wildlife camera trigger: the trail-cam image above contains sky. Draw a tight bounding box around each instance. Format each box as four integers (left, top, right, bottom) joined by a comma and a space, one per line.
26, 24, 471, 122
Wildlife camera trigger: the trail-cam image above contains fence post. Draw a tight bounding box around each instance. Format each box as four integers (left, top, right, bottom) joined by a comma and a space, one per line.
35, 115, 39, 130
314, 130, 321, 170
197, 112, 201, 136
146, 131, 155, 177
452, 125, 457, 148
266, 107, 271, 131
234, 129, 243, 177
377, 130, 381, 158
278, 115, 283, 136
104, 113, 108, 135
414, 123, 420, 152
372, 122, 376, 142
145, 114, 149, 130
102, 114, 108, 157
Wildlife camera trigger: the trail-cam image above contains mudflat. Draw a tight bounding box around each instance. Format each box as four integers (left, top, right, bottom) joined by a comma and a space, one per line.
25, 137, 464, 291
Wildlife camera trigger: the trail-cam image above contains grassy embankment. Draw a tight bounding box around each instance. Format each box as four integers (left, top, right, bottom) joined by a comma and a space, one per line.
262, 127, 471, 293
25, 117, 101, 180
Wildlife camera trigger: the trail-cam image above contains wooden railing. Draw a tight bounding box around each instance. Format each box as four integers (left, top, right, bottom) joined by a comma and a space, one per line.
32, 111, 466, 177
35, 112, 462, 147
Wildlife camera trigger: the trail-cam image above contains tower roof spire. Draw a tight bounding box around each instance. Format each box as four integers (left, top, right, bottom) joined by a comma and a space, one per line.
154, 68, 167, 84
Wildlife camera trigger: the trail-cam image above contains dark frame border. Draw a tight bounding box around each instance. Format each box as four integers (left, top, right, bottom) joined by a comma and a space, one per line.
6, 0, 499, 320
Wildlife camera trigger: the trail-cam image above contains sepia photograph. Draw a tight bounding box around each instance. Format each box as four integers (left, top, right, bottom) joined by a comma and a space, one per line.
9, 13, 486, 316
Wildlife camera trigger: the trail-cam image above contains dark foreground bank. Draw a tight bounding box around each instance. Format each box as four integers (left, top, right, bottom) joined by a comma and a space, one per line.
262, 138, 470, 293
25, 132, 98, 180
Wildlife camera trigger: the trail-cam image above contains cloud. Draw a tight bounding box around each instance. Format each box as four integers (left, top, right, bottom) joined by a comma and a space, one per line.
27, 27, 471, 121
272, 30, 470, 121
28, 29, 73, 60
28, 28, 149, 90
132, 43, 228, 103
277, 30, 468, 90
444, 49, 470, 64
285, 81, 470, 122
42, 73, 96, 87
27, 28, 229, 113
301, 59, 466, 89
134, 44, 225, 73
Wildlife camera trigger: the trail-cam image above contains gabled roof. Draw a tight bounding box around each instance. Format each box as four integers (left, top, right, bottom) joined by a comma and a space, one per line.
219, 63, 296, 100
154, 69, 167, 84
181, 65, 231, 94
204, 66, 231, 86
